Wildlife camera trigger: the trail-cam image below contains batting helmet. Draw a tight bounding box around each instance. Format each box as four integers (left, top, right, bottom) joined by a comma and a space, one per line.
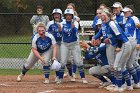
50, 60, 61, 71
52, 8, 62, 15
64, 9, 74, 15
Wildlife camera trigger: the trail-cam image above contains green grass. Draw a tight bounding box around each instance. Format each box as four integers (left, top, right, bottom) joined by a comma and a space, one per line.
0, 35, 31, 42
0, 69, 43, 75
0, 35, 90, 58
0, 69, 89, 75
0, 35, 32, 58
0, 44, 31, 58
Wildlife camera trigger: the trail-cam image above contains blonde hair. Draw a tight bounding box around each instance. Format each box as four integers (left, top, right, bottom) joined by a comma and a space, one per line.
67, 3, 78, 16
102, 8, 114, 21
36, 22, 46, 31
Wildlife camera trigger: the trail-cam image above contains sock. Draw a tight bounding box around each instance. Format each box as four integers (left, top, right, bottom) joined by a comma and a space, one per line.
110, 71, 116, 85
72, 64, 77, 74
78, 65, 85, 78
123, 70, 131, 86
93, 74, 108, 82
66, 64, 72, 76
43, 66, 50, 78
55, 71, 59, 77
59, 66, 65, 79
133, 63, 140, 82
116, 70, 122, 88
22, 66, 29, 75
129, 67, 139, 84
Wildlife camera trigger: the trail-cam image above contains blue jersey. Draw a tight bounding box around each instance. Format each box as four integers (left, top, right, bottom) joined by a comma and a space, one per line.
46, 20, 62, 42
61, 20, 79, 43
92, 16, 98, 31
32, 32, 56, 53
85, 44, 108, 66
136, 28, 140, 44
104, 21, 128, 47
93, 23, 107, 41
114, 12, 126, 30
124, 16, 140, 40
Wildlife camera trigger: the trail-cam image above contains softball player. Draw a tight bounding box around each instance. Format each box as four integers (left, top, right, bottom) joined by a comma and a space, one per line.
81, 40, 111, 88
46, 8, 62, 82
92, 4, 107, 34
112, 2, 127, 30
30, 5, 49, 35
57, 9, 87, 84
123, 6, 140, 88
94, 9, 133, 91
64, 3, 81, 79
17, 23, 57, 84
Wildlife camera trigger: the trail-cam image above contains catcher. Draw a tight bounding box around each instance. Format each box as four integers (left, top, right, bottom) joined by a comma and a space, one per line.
81, 39, 112, 88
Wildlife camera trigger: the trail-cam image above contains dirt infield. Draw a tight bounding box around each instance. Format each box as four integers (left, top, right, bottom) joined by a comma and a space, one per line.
0, 75, 140, 93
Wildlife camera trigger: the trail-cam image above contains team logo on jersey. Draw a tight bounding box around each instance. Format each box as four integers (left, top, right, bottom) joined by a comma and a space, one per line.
125, 23, 131, 27
107, 34, 112, 38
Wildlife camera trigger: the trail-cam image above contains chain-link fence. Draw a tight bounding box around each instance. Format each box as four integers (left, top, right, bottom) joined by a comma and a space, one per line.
0, 0, 140, 69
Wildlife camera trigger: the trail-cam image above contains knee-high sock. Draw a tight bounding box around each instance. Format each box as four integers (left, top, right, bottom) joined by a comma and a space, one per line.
110, 70, 116, 85
55, 71, 59, 77
116, 70, 123, 88
78, 65, 85, 78
128, 67, 139, 84
123, 70, 131, 86
43, 66, 50, 78
72, 64, 77, 74
93, 74, 108, 82
66, 64, 72, 76
22, 66, 29, 75
59, 66, 65, 79
133, 63, 140, 82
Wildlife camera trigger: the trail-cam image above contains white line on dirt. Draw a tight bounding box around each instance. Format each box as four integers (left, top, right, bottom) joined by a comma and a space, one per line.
0, 83, 12, 86
38, 90, 56, 93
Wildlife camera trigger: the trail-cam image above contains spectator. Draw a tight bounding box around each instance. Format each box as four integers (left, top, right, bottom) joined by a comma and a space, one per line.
30, 5, 49, 35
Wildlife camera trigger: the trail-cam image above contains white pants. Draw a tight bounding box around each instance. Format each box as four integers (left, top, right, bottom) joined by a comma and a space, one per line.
24, 48, 53, 69
89, 65, 110, 75
60, 41, 83, 67
114, 41, 132, 71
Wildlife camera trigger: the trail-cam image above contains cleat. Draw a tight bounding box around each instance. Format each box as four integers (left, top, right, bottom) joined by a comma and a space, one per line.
108, 86, 124, 92
133, 83, 140, 89
125, 86, 133, 91
105, 84, 116, 90
98, 82, 111, 88
72, 73, 77, 79
55, 76, 59, 82
117, 87, 124, 92
17, 74, 24, 82
82, 78, 88, 84
56, 79, 62, 84
63, 72, 68, 78
69, 76, 76, 82
44, 78, 49, 84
